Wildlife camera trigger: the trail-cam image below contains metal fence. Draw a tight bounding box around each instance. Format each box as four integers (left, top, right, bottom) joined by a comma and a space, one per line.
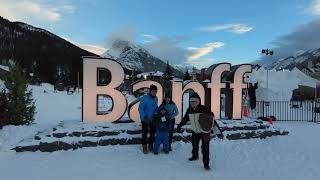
244, 101, 320, 122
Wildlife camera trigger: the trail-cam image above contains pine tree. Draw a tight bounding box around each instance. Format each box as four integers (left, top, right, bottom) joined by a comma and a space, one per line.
164, 60, 173, 78
0, 89, 8, 126
160, 61, 173, 92
3, 63, 36, 125
183, 69, 191, 80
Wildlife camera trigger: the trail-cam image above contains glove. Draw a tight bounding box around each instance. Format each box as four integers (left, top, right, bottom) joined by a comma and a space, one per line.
143, 119, 151, 125
217, 133, 224, 139
176, 126, 182, 133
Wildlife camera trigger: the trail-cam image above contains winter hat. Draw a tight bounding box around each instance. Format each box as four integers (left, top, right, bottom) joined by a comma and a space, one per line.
165, 91, 172, 98
190, 92, 200, 99
189, 92, 200, 103
149, 84, 158, 91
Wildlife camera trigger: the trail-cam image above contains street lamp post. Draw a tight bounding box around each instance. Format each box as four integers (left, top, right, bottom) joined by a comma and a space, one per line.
261, 49, 274, 102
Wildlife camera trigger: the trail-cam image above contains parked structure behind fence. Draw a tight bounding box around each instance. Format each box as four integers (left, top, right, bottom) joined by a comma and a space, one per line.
243, 101, 320, 122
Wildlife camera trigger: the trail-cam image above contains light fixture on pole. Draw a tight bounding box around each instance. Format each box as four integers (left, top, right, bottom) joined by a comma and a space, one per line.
261, 49, 274, 102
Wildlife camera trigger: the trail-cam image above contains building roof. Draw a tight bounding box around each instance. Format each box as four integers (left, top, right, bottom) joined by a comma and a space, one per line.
0, 65, 9, 72
136, 71, 164, 78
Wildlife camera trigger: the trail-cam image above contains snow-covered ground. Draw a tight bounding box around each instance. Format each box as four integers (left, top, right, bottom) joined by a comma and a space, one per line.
0, 122, 319, 180
1, 82, 320, 180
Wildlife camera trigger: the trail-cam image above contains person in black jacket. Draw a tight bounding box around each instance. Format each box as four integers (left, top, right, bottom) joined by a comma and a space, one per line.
248, 82, 258, 109
177, 92, 214, 170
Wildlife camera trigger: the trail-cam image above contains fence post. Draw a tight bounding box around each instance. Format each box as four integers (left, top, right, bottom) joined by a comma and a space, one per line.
312, 101, 315, 123
262, 101, 265, 117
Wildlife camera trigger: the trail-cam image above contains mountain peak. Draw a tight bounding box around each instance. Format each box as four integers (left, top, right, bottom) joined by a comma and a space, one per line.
102, 38, 183, 76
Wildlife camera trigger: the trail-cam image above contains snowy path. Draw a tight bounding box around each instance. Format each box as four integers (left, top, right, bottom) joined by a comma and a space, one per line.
1, 122, 319, 180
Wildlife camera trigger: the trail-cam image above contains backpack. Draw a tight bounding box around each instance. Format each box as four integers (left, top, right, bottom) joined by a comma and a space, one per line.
198, 113, 214, 133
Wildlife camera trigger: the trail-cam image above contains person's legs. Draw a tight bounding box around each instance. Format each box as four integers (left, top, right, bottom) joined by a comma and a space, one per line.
163, 132, 169, 153
153, 129, 162, 154
148, 123, 156, 151
141, 122, 149, 145
141, 122, 149, 154
201, 133, 211, 168
169, 118, 175, 151
190, 132, 201, 160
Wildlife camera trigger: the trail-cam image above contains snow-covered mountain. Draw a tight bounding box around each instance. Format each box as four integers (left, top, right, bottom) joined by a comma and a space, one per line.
257, 48, 320, 79
0, 16, 98, 85
102, 39, 183, 77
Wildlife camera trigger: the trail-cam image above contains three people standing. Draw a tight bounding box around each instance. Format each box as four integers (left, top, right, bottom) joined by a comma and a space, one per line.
138, 85, 220, 170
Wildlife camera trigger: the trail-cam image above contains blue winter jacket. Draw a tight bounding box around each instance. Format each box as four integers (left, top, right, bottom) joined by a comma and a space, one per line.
156, 105, 173, 132
138, 94, 158, 122
162, 103, 179, 119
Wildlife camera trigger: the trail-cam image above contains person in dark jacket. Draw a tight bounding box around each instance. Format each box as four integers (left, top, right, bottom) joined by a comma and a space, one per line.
248, 82, 258, 109
153, 105, 172, 154
138, 84, 158, 154
161, 91, 179, 151
177, 92, 214, 170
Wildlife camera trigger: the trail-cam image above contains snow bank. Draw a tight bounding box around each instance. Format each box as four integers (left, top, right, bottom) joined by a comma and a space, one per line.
0, 122, 319, 180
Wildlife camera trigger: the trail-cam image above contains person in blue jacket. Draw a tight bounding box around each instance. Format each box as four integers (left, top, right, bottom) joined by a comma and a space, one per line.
153, 105, 172, 154
161, 91, 179, 151
138, 84, 158, 154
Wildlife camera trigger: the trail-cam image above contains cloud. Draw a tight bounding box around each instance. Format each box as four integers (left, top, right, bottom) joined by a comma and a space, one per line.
104, 27, 223, 68
142, 37, 190, 65
0, 0, 76, 22
141, 34, 159, 43
144, 38, 223, 68
198, 23, 253, 34
187, 58, 215, 68
62, 5, 77, 14
306, 0, 320, 15
63, 37, 106, 55
187, 42, 224, 61
105, 25, 136, 48
261, 18, 320, 62
77, 44, 107, 55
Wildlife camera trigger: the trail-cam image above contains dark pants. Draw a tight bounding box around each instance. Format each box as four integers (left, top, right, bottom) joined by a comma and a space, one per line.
250, 96, 256, 109
141, 121, 156, 145
169, 118, 175, 144
191, 132, 210, 166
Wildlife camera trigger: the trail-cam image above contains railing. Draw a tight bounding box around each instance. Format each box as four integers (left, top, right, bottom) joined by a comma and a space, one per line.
244, 101, 320, 122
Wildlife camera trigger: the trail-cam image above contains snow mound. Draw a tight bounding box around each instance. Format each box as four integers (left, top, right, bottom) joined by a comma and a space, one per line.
245, 68, 320, 101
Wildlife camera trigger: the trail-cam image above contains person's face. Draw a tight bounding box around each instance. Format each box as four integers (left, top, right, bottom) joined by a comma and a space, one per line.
150, 89, 157, 96
165, 97, 170, 103
190, 100, 199, 109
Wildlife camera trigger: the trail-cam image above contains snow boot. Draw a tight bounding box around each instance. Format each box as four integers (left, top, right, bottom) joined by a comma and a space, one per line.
188, 156, 199, 161
148, 143, 153, 152
204, 165, 211, 170
169, 144, 172, 151
142, 145, 148, 154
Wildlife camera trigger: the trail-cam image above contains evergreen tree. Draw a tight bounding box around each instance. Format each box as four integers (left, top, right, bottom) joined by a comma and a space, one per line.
161, 61, 173, 91
183, 69, 191, 80
0, 89, 8, 126
164, 60, 173, 77
2, 63, 36, 125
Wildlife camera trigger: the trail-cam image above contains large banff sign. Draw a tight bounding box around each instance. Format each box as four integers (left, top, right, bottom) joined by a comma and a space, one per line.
82, 57, 252, 123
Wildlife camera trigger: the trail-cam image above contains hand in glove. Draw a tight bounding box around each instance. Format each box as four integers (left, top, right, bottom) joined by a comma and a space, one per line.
176, 126, 182, 133
217, 133, 224, 139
